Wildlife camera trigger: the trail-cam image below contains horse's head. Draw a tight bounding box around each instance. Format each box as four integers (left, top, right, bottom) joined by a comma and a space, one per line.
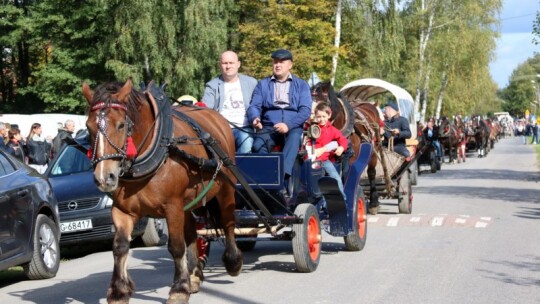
82, 80, 143, 192
311, 81, 339, 121
439, 116, 451, 135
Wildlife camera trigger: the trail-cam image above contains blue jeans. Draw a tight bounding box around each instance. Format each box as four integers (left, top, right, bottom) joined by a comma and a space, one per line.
233, 127, 254, 153
252, 126, 303, 176
432, 140, 442, 157
392, 145, 410, 157
322, 160, 345, 199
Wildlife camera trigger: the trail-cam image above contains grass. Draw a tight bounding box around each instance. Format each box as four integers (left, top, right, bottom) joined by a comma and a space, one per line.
525, 135, 540, 168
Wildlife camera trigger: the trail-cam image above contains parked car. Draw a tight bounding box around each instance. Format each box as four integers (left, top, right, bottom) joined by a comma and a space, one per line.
45, 130, 167, 247
0, 148, 61, 279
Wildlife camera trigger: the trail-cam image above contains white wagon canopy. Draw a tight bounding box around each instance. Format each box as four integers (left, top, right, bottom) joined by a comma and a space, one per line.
339, 78, 417, 140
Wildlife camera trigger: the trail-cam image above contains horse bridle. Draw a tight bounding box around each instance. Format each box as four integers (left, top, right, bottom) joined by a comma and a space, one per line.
88, 101, 136, 175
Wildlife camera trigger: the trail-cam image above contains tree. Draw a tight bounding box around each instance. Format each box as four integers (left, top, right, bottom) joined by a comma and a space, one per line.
500, 56, 540, 117
102, 0, 235, 99
237, 0, 336, 81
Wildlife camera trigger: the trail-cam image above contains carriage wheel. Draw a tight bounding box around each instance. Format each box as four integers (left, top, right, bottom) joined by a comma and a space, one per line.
141, 218, 168, 247
410, 161, 418, 185
430, 151, 438, 173
398, 171, 413, 214
292, 203, 321, 273
343, 190, 367, 251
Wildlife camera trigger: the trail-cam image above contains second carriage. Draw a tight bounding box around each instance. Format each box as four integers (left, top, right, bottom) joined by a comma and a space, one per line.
339, 78, 422, 215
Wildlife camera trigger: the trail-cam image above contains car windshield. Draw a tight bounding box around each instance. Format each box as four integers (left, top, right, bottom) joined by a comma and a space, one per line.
50, 146, 92, 176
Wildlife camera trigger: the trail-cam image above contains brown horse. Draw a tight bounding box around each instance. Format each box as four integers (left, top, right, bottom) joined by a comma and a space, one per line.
472, 114, 490, 157
453, 116, 467, 162
311, 82, 383, 214
439, 116, 463, 163
82, 80, 242, 304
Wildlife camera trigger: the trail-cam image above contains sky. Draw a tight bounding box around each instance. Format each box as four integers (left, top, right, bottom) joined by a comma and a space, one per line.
490, 0, 540, 88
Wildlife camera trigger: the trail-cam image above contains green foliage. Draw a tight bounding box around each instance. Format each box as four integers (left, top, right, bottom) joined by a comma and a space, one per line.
238, 0, 336, 81
0, 0, 515, 119
101, 0, 234, 99
500, 56, 540, 117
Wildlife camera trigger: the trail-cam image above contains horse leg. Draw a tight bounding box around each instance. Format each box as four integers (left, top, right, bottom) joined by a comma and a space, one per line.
216, 185, 243, 276
367, 165, 379, 215
165, 205, 191, 304
184, 212, 204, 293
107, 208, 136, 304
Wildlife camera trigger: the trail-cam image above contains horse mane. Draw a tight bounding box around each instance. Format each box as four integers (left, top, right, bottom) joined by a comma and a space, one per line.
90, 81, 145, 130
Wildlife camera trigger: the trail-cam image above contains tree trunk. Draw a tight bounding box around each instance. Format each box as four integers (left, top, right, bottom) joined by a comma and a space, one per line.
420, 57, 431, 123
414, 0, 435, 115
435, 68, 448, 120
331, 0, 342, 86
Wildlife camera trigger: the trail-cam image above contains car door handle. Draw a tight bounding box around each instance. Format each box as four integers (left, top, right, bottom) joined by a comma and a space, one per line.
0, 195, 8, 203
17, 189, 30, 197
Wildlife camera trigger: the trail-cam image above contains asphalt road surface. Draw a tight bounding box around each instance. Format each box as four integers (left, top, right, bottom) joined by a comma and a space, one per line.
1, 137, 539, 304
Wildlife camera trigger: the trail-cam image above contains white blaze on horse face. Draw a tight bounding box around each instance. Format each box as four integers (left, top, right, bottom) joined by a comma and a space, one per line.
95, 115, 108, 184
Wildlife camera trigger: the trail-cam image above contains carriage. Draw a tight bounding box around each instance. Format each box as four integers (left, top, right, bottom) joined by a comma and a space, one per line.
187, 93, 376, 273
197, 140, 373, 273
338, 78, 421, 214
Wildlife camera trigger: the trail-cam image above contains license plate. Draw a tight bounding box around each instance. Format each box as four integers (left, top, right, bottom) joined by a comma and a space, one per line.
60, 219, 93, 234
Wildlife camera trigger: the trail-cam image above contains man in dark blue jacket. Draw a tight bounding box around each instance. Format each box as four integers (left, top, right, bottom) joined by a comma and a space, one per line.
383, 101, 411, 157
247, 49, 312, 178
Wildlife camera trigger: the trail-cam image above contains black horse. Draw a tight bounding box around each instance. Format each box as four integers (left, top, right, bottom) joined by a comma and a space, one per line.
471, 114, 491, 157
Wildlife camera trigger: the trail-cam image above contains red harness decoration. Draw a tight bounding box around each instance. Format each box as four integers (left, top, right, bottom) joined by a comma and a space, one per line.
126, 137, 137, 159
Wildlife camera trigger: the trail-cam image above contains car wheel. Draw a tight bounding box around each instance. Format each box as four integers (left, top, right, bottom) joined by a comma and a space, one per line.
141, 218, 168, 247
23, 214, 60, 279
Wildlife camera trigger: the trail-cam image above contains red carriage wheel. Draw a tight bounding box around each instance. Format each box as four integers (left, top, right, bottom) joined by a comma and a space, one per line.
292, 203, 321, 273
344, 189, 368, 251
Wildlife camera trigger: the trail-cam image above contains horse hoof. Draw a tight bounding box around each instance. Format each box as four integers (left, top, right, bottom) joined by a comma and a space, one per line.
190, 274, 202, 293
166, 293, 189, 304
368, 207, 379, 215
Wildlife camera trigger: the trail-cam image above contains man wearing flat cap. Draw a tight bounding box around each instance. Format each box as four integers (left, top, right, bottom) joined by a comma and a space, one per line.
247, 49, 312, 180
383, 100, 411, 157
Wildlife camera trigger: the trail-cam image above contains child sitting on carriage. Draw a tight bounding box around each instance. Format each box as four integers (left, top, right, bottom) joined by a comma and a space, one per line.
307, 102, 349, 199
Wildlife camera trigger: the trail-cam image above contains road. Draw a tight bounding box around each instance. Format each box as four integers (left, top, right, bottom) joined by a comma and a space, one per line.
1, 137, 539, 304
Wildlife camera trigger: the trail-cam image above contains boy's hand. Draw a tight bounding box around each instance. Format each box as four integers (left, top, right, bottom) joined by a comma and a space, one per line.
335, 146, 345, 156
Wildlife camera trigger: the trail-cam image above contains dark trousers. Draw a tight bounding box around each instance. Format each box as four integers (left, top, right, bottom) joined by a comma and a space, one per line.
252, 126, 303, 176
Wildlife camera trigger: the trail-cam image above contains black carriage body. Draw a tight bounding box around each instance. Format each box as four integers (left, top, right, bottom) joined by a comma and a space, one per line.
233, 143, 372, 238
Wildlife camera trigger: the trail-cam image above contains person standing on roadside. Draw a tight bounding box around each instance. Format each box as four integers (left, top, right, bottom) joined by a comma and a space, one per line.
25, 123, 51, 174
0, 122, 8, 151
531, 122, 539, 145
6, 128, 26, 163
202, 51, 258, 153
51, 119, 75, 159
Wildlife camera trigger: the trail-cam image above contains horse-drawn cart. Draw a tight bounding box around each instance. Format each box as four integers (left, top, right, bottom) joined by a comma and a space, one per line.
338, 78, 421, 214
197, 129, 374, 273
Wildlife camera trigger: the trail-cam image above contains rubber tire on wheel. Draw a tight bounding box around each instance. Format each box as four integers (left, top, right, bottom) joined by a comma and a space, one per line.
236, 235, 257, 252
141, 218, 168, 247
398, 171, 413, 214
430, 151, 437, 173
436, 156, 441, 171
292, 203, 321, 273
410, 161, 418, 185
343, 189, 367, 251
23, 214, 60, 279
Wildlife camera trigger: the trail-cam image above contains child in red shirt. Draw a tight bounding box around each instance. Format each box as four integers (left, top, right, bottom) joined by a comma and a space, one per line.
312, 103, 348, 198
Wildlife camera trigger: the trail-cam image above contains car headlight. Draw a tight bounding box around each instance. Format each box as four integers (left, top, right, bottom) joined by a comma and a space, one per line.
103, 195, 114, 207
